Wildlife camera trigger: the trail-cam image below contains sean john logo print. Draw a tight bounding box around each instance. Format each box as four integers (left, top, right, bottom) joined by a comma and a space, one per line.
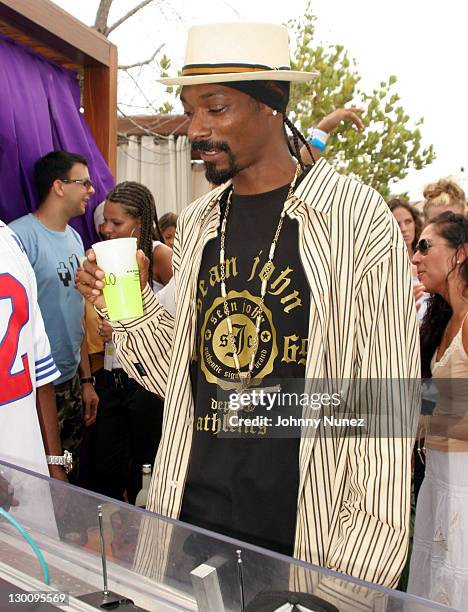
200, 290, 278, 387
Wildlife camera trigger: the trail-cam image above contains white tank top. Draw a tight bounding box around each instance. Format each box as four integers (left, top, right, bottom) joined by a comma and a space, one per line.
152, 240, 164, 294
427, 312, 468, 450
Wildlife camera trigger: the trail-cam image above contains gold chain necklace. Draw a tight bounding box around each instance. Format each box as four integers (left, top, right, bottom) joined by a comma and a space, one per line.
219, 161, 301, 389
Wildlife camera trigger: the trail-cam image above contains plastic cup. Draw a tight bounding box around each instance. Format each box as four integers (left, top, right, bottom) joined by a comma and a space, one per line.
92, 237, 143, 321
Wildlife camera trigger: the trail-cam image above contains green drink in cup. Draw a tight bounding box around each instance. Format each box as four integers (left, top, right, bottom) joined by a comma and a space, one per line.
92, 237, 143, 321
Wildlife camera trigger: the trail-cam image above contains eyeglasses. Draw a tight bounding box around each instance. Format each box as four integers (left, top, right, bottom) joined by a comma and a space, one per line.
60, 178, 94, 190
414, 238, 445, 254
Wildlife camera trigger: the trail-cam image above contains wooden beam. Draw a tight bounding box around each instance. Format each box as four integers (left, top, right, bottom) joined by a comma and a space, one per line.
0, 18, 80, 71
118, 115, 190, 137
83, 44, 118, 176
0, 0, 111, 66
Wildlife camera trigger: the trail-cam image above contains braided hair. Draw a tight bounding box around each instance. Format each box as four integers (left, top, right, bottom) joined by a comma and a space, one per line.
106, 181, 162, 282
283, 116, 315, 172
256, 81, 315, 173
420, 211, 468, 378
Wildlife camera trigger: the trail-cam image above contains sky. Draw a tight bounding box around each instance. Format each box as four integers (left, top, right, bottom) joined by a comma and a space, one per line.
53, 0, 467, 200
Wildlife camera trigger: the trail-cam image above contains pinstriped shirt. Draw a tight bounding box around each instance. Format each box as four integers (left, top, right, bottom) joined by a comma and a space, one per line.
109, 158, 420, 589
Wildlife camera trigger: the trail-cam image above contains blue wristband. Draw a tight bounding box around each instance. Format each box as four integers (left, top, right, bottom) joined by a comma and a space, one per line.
308, 137, 326, 151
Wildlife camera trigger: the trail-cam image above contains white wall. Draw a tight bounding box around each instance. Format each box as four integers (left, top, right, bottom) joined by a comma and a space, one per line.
117, 135, 211, 217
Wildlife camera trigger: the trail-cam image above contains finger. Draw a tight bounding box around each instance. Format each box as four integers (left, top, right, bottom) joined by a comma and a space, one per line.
82, 255, 105, 281
85, 248, 97, 263
76, 267, 105, 290
84, 405, 97, 425
343, 108, 364, 130
349, 112, 364, 130
76, 283, 105, 305
75, 281, 101, 302
75, 280, 104, 298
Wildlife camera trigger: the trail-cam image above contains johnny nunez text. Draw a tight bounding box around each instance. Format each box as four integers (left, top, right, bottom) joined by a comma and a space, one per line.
228, 414, 366, 428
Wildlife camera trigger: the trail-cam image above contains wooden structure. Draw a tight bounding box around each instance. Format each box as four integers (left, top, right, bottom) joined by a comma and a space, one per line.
117, 114, 206, 160
0, 0, 117, 175
118, 114, 189, 138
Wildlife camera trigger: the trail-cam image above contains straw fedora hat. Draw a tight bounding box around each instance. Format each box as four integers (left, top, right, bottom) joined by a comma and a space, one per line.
158, 22, 318, 86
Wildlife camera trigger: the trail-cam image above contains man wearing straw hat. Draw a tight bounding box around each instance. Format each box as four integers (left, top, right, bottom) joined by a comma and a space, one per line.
77, 21, 419, 592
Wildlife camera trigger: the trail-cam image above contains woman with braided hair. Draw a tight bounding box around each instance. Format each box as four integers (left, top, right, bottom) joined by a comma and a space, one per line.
88, 181, 172, 505
102, 181, 172, 291
408, 212, 468, 608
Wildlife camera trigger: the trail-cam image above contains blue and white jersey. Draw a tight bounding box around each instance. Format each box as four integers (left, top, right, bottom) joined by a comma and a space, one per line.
0, 221, 60, 476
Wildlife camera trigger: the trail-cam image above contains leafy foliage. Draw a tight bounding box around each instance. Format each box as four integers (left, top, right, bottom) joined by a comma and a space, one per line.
289, 6, 435, 198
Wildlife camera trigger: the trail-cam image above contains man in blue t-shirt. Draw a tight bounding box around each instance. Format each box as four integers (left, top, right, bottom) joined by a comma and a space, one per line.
10, 151, 99, 480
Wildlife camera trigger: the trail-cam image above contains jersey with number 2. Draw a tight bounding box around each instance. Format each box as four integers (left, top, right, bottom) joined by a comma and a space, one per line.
0, 221, 60, 475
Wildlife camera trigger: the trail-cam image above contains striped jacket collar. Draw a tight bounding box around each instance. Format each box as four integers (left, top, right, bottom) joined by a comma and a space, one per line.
289, 158, 340, 215
199, 158, 339, 227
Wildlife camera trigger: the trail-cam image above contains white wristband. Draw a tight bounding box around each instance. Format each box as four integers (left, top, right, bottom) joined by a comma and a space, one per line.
312, 128, 329, 144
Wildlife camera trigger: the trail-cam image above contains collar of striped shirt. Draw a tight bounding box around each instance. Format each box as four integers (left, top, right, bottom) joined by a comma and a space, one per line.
198, 157, 336, 226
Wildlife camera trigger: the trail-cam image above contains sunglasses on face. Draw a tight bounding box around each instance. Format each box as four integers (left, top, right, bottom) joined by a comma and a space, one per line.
414, 238, 446, 254
60, 178, 94, 190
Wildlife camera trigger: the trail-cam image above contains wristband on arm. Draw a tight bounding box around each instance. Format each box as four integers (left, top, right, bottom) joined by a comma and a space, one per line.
307, 127, 329, 151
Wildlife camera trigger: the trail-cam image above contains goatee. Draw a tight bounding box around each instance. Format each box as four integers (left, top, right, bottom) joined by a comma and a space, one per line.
203, 160, 240, 185
192, 139, 241, 185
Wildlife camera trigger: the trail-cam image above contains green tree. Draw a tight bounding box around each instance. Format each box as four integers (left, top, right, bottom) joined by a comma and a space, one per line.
289, 6, 435, 198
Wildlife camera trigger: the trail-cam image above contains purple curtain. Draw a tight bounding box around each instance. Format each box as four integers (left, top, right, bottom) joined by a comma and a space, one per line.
0, 33, 114, 248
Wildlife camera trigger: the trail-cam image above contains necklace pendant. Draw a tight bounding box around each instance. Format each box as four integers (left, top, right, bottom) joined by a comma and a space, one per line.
234, 372, 254, 412
238, 371, 251, 390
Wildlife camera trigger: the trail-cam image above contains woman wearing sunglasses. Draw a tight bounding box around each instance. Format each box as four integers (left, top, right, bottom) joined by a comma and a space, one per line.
408, 212, 468, 608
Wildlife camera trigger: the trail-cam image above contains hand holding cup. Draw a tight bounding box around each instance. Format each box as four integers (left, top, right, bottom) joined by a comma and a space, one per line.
76, 246, 150, 314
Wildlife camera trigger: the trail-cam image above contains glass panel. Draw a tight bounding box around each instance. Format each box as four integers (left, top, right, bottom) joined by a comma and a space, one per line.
0, 460, 450, 611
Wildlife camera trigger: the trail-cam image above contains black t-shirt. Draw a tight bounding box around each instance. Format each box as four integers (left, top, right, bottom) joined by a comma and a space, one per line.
180, 183, 310, 556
